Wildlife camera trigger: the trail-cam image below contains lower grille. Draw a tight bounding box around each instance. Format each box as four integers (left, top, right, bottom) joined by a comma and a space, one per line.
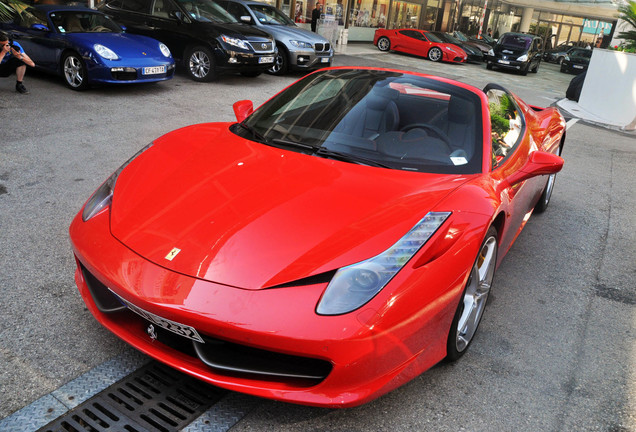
111, 71, 138, 80
80, 262, 332, 386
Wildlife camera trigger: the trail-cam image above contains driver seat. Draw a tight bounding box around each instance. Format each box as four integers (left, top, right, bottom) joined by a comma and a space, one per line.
446, 96, 474, 157
334, 86, 400, 140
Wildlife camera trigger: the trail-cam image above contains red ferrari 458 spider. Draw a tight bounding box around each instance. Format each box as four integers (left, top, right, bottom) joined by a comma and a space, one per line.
374, 29, 467, 63
70, 67, 565, 408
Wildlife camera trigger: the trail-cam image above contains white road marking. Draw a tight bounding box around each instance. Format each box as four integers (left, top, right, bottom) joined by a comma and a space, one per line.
566, 118, 579, 130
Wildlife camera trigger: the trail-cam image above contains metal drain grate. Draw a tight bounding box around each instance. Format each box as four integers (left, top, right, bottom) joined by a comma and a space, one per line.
37, 361, 227, 432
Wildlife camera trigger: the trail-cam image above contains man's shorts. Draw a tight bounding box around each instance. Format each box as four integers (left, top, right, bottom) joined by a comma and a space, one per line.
0, 57, 25, 77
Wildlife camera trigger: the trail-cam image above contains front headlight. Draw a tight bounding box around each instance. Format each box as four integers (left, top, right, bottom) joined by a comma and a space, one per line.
289, 40, 313, 49
517, 54, 528, 61
487, 48, 494, 56
94, 44, 119, 60
159, 43, 171, 58
316, 212, 451, 315
221, 35, 249, 50
82, 143, 153, 222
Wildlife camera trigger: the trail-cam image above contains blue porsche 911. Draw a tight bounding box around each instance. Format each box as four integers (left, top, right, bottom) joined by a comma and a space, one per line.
0, 5, 175, 90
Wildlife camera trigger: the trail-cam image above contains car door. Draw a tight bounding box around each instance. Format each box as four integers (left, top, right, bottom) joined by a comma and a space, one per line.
396, 30, 430, 57
485, 85, 546, 254
4, 7, 59, 71
146, 0, 194, 61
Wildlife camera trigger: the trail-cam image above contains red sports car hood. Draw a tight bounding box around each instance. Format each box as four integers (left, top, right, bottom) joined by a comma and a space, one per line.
110, 123, 469, 289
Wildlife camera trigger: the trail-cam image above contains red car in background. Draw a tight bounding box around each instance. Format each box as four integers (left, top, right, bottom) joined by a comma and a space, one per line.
374, 28, 467, 63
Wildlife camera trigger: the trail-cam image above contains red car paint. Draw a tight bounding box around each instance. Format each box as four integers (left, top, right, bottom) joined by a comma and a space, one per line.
374, 29, 467, 63
70, 67, 564, 407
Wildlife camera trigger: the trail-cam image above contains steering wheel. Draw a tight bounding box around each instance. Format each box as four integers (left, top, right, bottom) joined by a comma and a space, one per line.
400, 123, 452, 151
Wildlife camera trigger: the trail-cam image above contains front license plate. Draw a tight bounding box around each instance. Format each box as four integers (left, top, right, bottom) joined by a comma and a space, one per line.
142, 66, 166, 75
320, 57, 330, 63
498, 60, 510, 65
574, 65, 583, 69
259, 56, 274, 64
112, 290, 205, 343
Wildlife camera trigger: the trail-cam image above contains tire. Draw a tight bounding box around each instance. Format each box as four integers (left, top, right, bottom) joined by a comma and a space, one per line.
267, 45, 288, 75
240, 71, 262, 77
560, 64, 566, 73
446, 226, 498, 361
531, 62, 539, 73
520, 64, 528, 76
557, 56, 565, 65
186, 46, 215, 82
62, 52, 89, 91
486, 62, 493, 70
377, 36, 390, 52
428, 47, 442, 62
534, 144, 562, 213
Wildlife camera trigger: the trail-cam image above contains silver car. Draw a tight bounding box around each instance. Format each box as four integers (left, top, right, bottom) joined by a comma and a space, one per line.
216, 0, 333, 75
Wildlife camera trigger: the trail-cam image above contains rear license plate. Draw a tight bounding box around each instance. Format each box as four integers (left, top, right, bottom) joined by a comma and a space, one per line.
574, 65, 583, 69
143, 66, 166, 75
259, 56, 274, 64
320, 57, 330, 63
498, 60, 510, 65
113, 291, 205, 343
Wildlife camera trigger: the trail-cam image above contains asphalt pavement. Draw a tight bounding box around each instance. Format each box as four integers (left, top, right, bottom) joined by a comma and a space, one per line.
0, 44, 634, 431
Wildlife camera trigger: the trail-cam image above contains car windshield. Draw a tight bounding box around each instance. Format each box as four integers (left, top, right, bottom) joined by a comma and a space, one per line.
235, 69, 483, 174
433, 32, 460, 44
499, 34, 531, 49
570, 49, 592, 59
176, 0, 237, 23
453, 31, 468, 41
250, 4, 294, 25
50, 11, 121, 33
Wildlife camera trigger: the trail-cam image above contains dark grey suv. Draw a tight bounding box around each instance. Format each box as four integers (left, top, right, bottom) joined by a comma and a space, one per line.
99, 0, 276, 81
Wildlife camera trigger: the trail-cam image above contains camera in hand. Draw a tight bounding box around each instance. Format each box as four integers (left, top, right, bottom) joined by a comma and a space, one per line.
9, 39, 20, 52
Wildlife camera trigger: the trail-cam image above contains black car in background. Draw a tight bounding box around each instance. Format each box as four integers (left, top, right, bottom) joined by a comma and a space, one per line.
560, 47, 592, 74
99, 0, 276, 81
543, 42, 577, 63
486, 32, 542, 75
430, 31, 483, 63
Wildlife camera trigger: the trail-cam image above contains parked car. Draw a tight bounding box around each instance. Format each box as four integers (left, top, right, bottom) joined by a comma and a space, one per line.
98, 0, 276, 81
374, 29, 467, 63
543, 42, 577, 63
452, 31, 491, 55
215, 0, 332, 75
70, 66, 565, 408
560, 47, 592, 74
471, 33, 496, 47
0, 5, 175, 90
430, 31, 483, 63
486, 32, 542, 75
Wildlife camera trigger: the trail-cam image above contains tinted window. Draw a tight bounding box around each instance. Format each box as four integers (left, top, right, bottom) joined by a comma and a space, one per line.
120, 0, 151, 13
238, 69, 483, 174
175, 0, 236, 23
424, 32, 442, 43
250, 4, 294, 25
499, 34, 532, 50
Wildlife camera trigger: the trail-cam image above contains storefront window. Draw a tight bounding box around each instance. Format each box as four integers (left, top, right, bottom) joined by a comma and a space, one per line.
349, 0, 390, 28
422, 0, 439, 30
389, 1, 420, 29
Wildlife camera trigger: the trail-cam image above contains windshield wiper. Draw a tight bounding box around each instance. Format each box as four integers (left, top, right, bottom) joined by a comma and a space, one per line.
315, 147, 391, 168
270, 138, 317, 152
236, 122, 269, 144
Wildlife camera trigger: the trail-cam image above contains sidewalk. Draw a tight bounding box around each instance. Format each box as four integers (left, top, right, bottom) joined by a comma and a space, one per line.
556, 98, 636, 135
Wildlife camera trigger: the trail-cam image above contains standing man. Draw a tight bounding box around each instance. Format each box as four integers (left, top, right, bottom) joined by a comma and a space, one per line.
0, 31, 35, 94
311, 3, 321, 32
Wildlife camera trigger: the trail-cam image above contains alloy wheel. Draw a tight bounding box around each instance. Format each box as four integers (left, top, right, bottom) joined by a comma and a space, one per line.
189, 50, 211, 79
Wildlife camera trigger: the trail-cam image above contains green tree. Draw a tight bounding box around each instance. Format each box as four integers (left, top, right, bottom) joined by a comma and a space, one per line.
0, 0, 27, 22
617, 0, 636, 49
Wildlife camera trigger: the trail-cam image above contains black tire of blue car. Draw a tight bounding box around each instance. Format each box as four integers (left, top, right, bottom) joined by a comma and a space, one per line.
62, 52, 89, 91
428, 47, 442, 62
377, 36, 391, 52
267, 44, 288, 75
446, 225, 498, 361
186, 46, 216, 82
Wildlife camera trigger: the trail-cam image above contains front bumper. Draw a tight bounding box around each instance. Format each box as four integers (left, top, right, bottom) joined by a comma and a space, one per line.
288, 46, 333, 70
86, 59, 175, 84
216, 48, 276, 73
69, 204, 483, 407
487, 56, 529, 71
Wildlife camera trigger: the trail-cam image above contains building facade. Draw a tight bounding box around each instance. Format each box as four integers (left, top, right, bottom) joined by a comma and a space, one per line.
258, 0, 619, 46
